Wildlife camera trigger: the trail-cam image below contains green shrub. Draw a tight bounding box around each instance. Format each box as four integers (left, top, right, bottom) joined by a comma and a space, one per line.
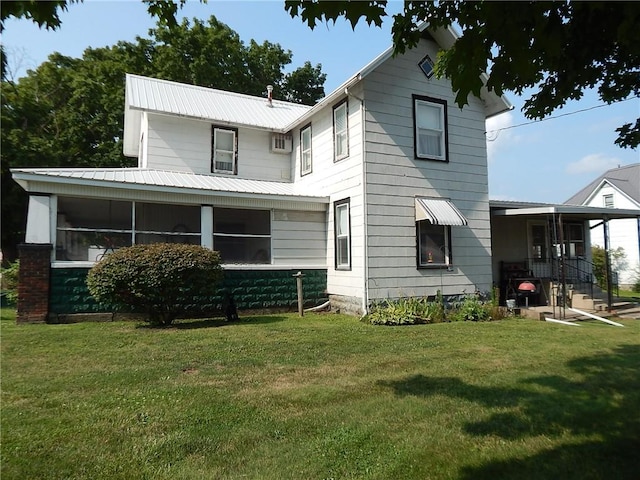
87, 244, 223, 325
364, 296, 445, 326
0, 260, 19, 304
447, 295, 491, 322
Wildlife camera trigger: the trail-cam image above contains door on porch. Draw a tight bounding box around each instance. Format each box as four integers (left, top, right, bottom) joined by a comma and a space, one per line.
528, 222, 551, 278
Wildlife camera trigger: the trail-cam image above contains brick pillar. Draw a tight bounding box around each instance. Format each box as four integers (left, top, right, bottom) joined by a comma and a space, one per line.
17, 243, 53, 323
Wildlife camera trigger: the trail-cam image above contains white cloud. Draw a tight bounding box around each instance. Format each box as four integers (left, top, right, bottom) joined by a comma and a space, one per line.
486, 111, 516, 161
565, 153, 622, 175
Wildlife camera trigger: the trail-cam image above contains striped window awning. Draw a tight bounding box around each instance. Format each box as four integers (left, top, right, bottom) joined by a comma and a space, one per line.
415, 197, 468, 226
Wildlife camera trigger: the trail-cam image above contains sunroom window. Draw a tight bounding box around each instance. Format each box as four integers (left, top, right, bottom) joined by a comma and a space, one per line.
135, 202, 201, 245
56, 198, 132, 261
55, 197, 201, 262
213, 208, 271, 264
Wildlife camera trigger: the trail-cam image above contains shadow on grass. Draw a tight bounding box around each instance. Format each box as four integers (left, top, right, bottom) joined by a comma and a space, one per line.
378, 345, 640, 479
136, 315, 290, 330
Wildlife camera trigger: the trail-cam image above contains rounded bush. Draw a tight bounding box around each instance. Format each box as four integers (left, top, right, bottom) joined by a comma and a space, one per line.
87, 243, 223, 325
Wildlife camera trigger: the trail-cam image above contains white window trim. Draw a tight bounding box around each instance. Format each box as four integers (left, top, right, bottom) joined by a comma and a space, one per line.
335, 199, 351, 270
301, 124, 312, 176
212, 126, 238, 175
333, 100, 349, 161
413, 95, 448, 162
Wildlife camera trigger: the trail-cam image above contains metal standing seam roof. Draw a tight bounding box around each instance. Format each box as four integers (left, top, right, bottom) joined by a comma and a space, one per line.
564, 163, 640, 206
11, 168, 328, 201
126, 74, 311, 131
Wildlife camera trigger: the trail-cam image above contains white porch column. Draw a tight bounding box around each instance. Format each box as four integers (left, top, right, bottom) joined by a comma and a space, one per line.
25, 195, 51, 244
201, 205, 213, 249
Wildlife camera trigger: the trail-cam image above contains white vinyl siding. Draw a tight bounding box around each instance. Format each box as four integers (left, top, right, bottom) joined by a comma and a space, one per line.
414, 96, 447, 161
361, 38, 493, 299
301, 124, 312, 175
212, 127, 237, 174
272, 210, 327, 266
333, 101, 349, 161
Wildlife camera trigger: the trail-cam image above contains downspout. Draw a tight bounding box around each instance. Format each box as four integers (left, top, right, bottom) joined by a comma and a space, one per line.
345, 87, 369, 316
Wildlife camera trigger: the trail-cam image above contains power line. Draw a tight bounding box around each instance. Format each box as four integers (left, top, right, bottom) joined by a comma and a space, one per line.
485, 96, 639, 138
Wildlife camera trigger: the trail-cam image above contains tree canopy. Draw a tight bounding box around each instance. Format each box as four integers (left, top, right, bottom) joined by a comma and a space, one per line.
1, 15, 326, 260
286, 0, 640, 149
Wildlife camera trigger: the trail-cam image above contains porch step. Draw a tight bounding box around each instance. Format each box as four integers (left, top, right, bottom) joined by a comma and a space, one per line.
570, 292, 600, 310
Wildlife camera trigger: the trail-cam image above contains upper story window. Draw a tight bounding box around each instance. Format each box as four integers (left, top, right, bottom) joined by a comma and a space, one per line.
334, 198, 351, 270
413, 95, 448, 162
603, 194, 614, 208
333, 100, 349, 161
301, 124, 312, 176
212, 126, 238, 174
418, 54, 435, 79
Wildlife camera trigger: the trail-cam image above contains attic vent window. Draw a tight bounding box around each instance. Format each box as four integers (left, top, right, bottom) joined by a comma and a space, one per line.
418, 55, 435, 79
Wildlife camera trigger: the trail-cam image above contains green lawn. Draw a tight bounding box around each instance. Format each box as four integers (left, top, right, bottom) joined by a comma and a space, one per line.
2, 308, 639, 479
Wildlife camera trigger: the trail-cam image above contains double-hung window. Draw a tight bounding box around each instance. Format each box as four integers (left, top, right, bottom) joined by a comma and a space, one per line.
212, 126, 238, 174
334, 199, 351, 270
333, 100, 348, 161
301, 124, 312, 176
413, 95, 448, 161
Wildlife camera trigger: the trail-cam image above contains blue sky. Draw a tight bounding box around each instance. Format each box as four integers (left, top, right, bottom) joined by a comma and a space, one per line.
2, 0, 638, 204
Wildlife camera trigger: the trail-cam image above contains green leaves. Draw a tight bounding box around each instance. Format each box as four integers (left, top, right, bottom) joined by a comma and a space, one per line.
285, 0, 388, 30
87, 243, 223, 325
289, 0, 640, 148
1, 14, 327, 257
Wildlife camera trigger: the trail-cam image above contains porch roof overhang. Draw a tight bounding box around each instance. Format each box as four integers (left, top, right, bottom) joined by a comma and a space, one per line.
490, 202, 640, 220
11, 168, 329, 208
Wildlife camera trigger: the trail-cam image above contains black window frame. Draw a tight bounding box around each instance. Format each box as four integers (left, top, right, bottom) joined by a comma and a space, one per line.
416, 221, 453, 269
412, 94, 449, 162
211, 125, 239, 175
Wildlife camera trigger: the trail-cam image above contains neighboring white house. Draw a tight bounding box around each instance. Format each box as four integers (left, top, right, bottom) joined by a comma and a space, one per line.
565, 164, 640, 288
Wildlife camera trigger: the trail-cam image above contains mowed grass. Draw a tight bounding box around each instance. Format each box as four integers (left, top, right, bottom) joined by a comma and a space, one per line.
2, 307, 639, 479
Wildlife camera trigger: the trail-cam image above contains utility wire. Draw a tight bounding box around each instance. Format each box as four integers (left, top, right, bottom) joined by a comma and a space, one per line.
485, 96, 638, 139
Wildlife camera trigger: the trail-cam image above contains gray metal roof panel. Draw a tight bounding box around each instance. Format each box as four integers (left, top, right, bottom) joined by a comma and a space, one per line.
565, 163, 640, 206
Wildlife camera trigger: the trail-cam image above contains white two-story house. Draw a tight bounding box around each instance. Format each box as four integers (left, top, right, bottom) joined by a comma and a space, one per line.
13, 25, 515, 322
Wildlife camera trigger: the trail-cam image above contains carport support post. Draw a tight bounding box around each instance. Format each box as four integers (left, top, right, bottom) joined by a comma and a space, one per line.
603, 216, 613, 312
293, 271, 305, 316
